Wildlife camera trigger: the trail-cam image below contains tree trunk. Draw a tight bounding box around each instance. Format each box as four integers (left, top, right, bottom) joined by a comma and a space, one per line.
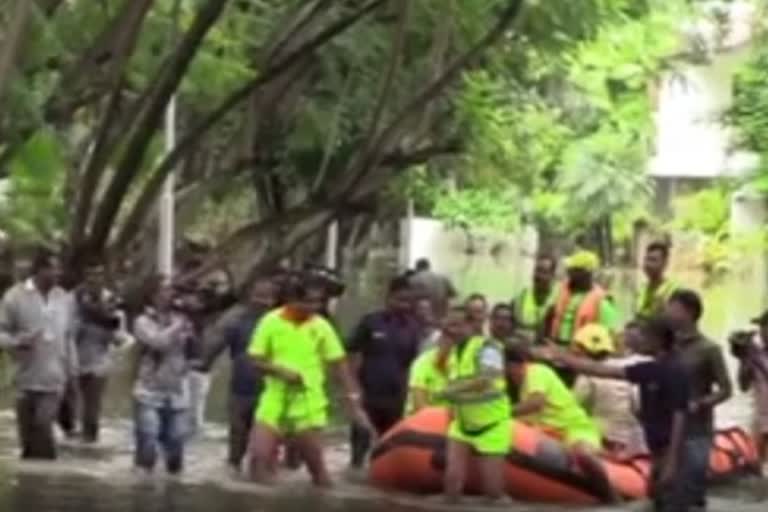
85, 0, 230, 256
0, 0, 33, 111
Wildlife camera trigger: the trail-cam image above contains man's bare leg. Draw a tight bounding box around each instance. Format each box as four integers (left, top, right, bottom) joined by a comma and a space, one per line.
248, 423, 279, 484
293, 429, 332, 488
478, 453, 506, 501
443, 440, 470, 503
571, 443, 619, 503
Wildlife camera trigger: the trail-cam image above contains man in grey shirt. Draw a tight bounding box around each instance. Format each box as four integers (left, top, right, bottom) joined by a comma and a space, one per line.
66, 260, 124, 443
408, 258, 456, 318
0, 250, 78, 459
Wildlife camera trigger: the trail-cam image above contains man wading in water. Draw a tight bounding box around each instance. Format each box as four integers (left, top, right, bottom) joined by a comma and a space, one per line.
666, 289, 732, 512
0, 249, 77, 460
247, 278, 373, 486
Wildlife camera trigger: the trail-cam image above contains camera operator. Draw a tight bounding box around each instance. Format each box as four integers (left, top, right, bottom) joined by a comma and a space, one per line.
733, 311, 768, 467
132, 276, 197, 475
60, 259, 128, 443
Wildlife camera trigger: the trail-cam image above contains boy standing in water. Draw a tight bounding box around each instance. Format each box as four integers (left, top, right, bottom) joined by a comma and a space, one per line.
436, 307, 510, 503
247, 278, 372, 487
542, 316, 690, 512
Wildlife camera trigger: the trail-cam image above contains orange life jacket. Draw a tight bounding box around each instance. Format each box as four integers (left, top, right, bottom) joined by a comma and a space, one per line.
548, 282, 606, 343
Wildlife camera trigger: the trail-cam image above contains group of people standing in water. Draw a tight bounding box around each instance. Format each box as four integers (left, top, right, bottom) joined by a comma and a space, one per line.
0, 243, 767, 512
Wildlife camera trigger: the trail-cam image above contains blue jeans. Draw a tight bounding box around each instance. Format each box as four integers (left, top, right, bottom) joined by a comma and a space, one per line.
683, 434, 712, 509
134, 400, 188, 474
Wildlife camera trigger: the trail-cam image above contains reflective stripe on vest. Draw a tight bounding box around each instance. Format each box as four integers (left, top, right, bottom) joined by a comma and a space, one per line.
548, 283, 606, 343
447, 336, 509, 432
636, 279, 677, 319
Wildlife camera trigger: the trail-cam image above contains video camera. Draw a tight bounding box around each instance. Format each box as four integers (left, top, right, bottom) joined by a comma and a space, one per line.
727, 330, 759, 360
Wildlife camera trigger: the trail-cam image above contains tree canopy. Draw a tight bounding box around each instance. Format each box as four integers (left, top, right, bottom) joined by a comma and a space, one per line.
0, 0, 733, 281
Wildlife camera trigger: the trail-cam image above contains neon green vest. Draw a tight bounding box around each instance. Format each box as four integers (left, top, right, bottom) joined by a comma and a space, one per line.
636, 279, 677, 320
447, 336, 510, 433
515, 287, 554, 337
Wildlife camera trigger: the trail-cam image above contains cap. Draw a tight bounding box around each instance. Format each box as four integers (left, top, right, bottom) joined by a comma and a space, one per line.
572, 323, 615, 355
564, 250, 600, 272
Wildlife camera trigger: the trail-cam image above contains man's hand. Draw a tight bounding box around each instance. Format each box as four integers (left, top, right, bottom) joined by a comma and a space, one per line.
17, 330, 42, 348
276, 368, 304, 387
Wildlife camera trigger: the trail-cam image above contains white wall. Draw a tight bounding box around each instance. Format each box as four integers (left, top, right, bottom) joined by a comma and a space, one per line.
400, 217, 538, 302
648, 1, 759, 179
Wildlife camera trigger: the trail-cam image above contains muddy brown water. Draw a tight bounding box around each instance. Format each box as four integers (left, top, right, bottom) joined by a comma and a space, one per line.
0, 272, 767, 511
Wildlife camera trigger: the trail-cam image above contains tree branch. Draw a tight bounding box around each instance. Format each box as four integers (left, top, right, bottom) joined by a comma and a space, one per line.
109, 0, 387, 252
111, 57, 314, 252
338, 0, 527, 200
45, 0, 155, 124
86, 0, 230, 254
0, 0, 34, 111
69, 0, 156, 248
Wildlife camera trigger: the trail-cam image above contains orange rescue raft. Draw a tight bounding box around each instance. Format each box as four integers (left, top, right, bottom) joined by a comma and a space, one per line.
369, 408, 759, 504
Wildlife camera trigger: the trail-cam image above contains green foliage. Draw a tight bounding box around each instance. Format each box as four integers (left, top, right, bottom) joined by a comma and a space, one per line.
670, 186, 730, 236
432, 188, 521, 232
425, 0, 687, 240
0, 130, 68, 244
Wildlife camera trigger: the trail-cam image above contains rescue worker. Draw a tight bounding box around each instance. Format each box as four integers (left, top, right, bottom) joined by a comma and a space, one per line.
636, 242, 677, 321
512, 254, 557, 344
506, 345, 618, 503
546, 250, 618, 346
247, 278, 372, 487
436, 307, 510, 503
404, 312, 459, 415
544, 250, 617, 385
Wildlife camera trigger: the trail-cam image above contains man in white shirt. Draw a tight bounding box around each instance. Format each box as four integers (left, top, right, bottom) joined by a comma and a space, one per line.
0, 249, 78, 459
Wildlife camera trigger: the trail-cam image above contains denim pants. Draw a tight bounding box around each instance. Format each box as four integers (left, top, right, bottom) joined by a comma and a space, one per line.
683, 434, 712, 509
134, 400, 188, 474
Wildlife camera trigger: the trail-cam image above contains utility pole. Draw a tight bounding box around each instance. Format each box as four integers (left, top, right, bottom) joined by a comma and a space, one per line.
158, 0, 181, 277
157, 98, 176, 277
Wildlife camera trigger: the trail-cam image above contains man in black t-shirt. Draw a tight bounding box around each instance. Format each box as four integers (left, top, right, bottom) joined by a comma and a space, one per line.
538, 316, 690, 512
347, 278, 421, 469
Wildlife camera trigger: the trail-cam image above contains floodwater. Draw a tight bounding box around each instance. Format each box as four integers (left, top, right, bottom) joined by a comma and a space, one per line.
0, 269, 767, 512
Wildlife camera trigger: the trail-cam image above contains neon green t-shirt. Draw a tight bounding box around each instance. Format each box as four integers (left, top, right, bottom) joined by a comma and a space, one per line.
520, 363, 597, 436
248, 308, 345, 413
557, 293, 618, 343
405, 347, 449, 414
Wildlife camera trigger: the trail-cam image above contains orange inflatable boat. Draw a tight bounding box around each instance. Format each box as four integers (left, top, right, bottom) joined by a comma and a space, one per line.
369, 407, 759, 504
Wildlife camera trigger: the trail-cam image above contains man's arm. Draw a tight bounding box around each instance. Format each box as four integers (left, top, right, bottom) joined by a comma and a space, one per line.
540, 349, 626, 380
515, 392, 548, 417
695, 345, 732, 410
440, 344, 503, 399
345, 317, 370, 376
738, 361, 754, 392
198, 322, 235, 372
133, 316, 184, 352
0, 291, 17, 348
64, 295, 79, 378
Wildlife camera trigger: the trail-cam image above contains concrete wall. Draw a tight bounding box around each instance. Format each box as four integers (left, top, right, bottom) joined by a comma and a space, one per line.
400, 217, 538, 303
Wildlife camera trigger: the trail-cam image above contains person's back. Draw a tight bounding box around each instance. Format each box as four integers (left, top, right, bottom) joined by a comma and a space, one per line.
574, 354, 648, 454
409, 267, 455, 316
520, 363, 598, 439
405, 347, 449, 414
